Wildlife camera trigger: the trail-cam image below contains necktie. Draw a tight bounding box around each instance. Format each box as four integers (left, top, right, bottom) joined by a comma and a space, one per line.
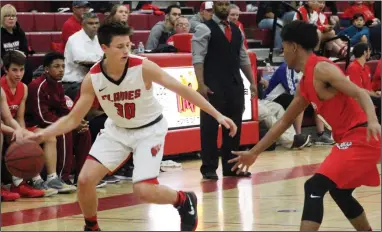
221, 20, 232, 42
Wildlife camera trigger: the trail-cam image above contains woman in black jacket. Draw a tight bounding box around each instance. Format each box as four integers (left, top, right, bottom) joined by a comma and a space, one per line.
1, 4, 33, 84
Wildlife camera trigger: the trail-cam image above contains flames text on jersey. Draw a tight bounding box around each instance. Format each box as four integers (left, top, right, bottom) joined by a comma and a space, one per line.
101, 89, 141, 103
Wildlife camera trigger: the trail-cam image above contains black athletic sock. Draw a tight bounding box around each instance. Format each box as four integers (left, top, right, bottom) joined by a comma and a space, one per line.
84, 215, 99, 230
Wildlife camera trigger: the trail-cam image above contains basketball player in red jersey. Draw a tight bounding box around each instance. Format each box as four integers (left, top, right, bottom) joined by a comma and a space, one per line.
229, 21, 380, 231
1, 51, 59, 198
27, 22, 238, 231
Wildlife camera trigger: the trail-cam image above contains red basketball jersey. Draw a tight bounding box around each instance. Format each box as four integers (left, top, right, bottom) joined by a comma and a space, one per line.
1, 75, 25, 118
299, 54, 368, 142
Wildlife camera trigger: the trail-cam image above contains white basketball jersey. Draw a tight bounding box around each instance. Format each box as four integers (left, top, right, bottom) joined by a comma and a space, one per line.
90, 55, 163, 128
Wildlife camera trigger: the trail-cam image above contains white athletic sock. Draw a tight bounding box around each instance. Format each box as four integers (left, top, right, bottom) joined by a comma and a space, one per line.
32, 175, 42, 183
12, 176, 23, 187
47, 173, 58, 182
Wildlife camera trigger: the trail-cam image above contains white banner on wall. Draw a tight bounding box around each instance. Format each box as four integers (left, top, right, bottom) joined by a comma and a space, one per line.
153, 67, 253, 129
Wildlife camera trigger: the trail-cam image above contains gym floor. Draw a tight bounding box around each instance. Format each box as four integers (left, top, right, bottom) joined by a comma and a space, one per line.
1, 145, 381, 231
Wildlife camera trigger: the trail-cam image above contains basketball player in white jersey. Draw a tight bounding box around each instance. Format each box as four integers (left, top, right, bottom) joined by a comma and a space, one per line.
27, 22, 239, 231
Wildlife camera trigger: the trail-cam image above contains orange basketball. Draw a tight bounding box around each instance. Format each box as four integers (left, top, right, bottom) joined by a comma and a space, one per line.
5, 140, 45, 179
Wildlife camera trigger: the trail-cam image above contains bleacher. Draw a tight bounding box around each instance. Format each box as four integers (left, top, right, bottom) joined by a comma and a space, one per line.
5, 1, 358, 69
14, 11, 270, 70
9, 12, 165, 70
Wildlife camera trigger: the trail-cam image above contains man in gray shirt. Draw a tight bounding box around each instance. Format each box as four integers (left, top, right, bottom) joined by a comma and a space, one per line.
192, 0, 257, 180
189, 1, 214, 33
146, 4, 181, 50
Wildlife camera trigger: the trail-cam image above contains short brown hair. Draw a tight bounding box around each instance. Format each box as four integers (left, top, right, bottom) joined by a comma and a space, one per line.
98, 22, 133, 46
2, 50, 26, 70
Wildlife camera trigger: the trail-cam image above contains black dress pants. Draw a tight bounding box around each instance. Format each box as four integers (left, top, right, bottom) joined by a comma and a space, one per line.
200, 83, 245, 175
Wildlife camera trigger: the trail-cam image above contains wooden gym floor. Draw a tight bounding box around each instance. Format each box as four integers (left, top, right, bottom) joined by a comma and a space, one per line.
1, 146, 381, 231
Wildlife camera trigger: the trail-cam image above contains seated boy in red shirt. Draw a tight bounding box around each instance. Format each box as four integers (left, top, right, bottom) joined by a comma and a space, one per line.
346, 43, 380, 122
1, 51, 70, 198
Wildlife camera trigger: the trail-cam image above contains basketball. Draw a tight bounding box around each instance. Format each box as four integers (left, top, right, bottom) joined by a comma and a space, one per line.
5, 140, 45, 179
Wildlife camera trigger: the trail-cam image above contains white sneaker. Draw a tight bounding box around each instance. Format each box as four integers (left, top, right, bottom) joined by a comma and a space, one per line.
32, 179, 58, 197
160, 160, 182, 168
45, 177, 76, 193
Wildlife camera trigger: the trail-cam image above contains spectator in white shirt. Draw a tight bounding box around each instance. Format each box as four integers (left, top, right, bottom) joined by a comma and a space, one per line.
62, 12, 103, 100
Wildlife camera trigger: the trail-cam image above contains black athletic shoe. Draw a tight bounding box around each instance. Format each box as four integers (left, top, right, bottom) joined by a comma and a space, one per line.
176, 192, 198, 231
84, 225, 101, 231
291, 134, 311, 149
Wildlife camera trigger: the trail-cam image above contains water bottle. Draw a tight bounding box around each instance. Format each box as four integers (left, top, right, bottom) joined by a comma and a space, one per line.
138, 42, 145, 54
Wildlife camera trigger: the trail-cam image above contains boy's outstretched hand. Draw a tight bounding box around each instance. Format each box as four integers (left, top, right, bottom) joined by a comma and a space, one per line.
228, 150, 259, 174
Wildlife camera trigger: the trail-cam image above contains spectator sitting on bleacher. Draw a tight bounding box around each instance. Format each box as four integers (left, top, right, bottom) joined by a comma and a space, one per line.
228, 4, 248, 49
295, 1, 348, 57
342, 1, 380, 27
62, 12, 103, 101
338, 13, 370, 47
258, 77, 311, 149
1, 4, 29, 59
341, 1, 381, 53
27, 52, 94, 188
1, 4, 33, 85
1, 94, 24, 201
322, 1, 340, 32
166, 16, 191, 46
256, 1, 291, 55
61, 1, 90, 48
146, 4, 181, 50
317, 1, 348, 56
346, 42, 381, 122
189, 1, 213, 33
103, 4, 129, 25
264, 62, 335, 145
0, 51, 43, 199
1, 50, 69, 198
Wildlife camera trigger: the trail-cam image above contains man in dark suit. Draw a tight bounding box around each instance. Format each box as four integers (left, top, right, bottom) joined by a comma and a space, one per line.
192, 1, 256, 180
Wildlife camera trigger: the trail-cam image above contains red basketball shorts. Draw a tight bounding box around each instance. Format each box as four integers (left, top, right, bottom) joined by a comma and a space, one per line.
317, 127, 381, 189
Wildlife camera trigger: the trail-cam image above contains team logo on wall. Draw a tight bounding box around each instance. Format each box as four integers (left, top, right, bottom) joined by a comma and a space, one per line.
176, 71, 200, 116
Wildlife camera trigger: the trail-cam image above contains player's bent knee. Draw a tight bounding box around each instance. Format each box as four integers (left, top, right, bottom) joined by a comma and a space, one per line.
133, 178, 159, 201
329, 190, 364, 219
77, 173, 98, 189
302, 174, 336, 223
304, 174, 334, 196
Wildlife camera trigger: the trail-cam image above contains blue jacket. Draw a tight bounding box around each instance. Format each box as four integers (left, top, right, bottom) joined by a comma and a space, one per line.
264, 62, 301, 101
337, 25, 369, 46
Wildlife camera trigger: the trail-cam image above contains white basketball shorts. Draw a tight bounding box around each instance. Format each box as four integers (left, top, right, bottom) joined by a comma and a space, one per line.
89, 117, 168, 183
